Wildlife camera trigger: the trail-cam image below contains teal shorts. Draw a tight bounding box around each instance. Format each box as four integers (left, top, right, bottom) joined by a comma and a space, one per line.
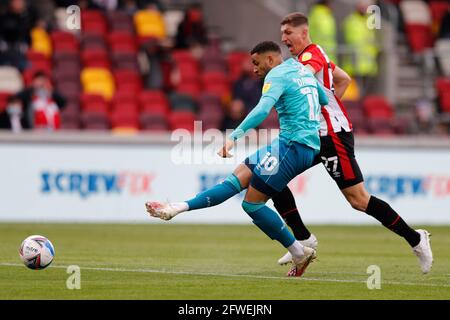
244, 138, 317, 197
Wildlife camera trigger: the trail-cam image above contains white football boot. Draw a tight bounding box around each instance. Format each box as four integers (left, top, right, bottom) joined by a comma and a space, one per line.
412, 229, 433, 274
286, 246, 317, 277
278, 233, 318, 265
145, 201, 183, 221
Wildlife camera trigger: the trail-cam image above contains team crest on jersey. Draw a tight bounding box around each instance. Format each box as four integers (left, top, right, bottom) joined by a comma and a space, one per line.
262, 83, 271, 93
301, 52, 312, 62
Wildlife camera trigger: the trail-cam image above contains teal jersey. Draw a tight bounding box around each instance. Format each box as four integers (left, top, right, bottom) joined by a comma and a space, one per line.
229, 58, 327, 151
262, 58, 326, 151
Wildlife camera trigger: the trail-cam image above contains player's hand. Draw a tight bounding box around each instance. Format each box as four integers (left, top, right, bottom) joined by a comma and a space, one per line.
217, 139, 235, 158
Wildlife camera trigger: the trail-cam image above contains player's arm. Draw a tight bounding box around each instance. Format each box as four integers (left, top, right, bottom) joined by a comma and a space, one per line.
305, 64, 317, 75
316, 81, 329, 106
218, 95, 276, 157
332, 65, 351, 99
218, 77, 283, 158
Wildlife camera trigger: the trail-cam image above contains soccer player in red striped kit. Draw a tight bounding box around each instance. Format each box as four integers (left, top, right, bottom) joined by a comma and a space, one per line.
273, 12, 433, 273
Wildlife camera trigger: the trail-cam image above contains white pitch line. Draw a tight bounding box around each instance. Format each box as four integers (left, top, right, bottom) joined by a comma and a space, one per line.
1, 263, 449, 288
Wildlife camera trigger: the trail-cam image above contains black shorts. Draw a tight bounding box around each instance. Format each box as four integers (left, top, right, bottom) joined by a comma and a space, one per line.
313, 131, 364, 189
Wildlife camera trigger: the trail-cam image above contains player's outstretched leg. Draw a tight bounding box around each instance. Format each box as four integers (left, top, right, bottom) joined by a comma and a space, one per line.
242, 199, 316, 277
343, 183, 433, 274
272, 186, 318, 265
146, 173, 243, 221
242, 185, 316, 277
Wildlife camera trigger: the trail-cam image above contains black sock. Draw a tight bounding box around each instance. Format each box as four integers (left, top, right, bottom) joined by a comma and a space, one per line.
366, 196, 420, 247
272, 186, 311, 241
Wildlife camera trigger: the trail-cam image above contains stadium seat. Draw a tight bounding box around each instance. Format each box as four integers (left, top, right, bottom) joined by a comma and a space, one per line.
139, 90, 169, 111
31, 27, 52, 57
169, 92, 197, 112
163, 10, 184, 38
81, 10, 108, 36
405, 24, 434, 53
81, 68, 115, 100
52, 63, 80, 83
108, 32, 137, 54
0, 92, 11, 112
435, 40, 450, 77
227, 51, 250, 82
56, 80, 81, 102
112, 91, 137, 108
168, 110, 196, 131
362, 95, 394, 119
50, 31, 79, 53
202, 71, 230, 100
81, 93, 109, 113
439, 91, 450, 113
111, 53, 139, 71
27, 50, 50, 66
0, 67, 23, 93
139, 111, 169, 131
429, 1, 449, 34
81, 34, 107, 50
198, 107, 224, 130
400, 1, 432, 25
107, 11, 134, 31
201, 47, 228, 73
435, 77, 450, 94
80, 110, 110, 130
174, 60, 200, 82
343, 101, 366, 133
133, 8, 167, 39
113, 70, 143, 95
171, 50, 197, 64
366, 118, 396, 135
81, 49, 111, 69
110, 108, 139, 129
53, 51, 80, 66
342, 79, 361, 101
60, 103, 80, 130
176, 81, 201, 100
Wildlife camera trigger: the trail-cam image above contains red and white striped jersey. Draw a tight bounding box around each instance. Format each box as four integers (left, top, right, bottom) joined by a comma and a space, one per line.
297, 44, 352, 136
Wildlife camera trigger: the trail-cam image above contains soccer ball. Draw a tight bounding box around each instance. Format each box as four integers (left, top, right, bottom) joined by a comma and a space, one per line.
19, 235, 55, 270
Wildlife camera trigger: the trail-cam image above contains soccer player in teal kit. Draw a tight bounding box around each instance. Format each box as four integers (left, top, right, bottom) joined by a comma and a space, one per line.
146, 41, 328, 276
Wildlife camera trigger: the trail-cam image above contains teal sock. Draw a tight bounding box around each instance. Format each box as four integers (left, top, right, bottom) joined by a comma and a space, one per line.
186, 174, 242, 211
242, 201, 296, 248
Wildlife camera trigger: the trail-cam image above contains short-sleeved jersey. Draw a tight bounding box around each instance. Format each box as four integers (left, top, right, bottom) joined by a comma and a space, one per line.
262, 58, 326, 151
298, 44, 352, 136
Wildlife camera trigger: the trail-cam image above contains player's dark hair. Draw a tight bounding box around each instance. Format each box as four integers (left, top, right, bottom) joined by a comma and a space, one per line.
281, 12, 309, 26
250, 41, 281, 55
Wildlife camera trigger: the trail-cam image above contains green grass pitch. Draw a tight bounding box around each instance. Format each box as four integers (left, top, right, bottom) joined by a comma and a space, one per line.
0, 223, 449, 300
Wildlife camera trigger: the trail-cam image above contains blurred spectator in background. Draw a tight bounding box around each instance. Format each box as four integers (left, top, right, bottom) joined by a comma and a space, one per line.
134, 3, 166, 40
439, 8, 450, 39
14, 71, 66, 131
342, 0, 379, 95
175, 3, 208, 50
308, 0, 337, 63
414, 98, 434, 134
222, 58, 262, 131
92, 0, 119, 11
221, 99, 245, 131
0, 95, 29, 132
231, 58, 262, 114
119, 0, 139, 15
140, 38, 172, 90
0, 0, 37, 71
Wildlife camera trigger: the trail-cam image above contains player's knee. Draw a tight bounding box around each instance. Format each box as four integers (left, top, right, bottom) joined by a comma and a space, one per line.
347, 195, 369, 212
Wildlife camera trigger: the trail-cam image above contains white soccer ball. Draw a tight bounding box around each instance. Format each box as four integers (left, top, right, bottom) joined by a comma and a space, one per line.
19, 235, 55, 270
